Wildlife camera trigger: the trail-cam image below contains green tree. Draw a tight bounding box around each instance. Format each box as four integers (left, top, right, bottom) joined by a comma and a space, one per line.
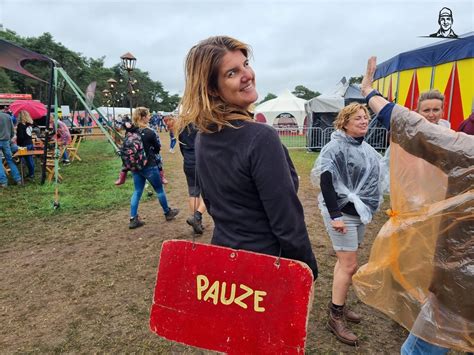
259, 93, 277, 104
0, 30, 178, 113
0, 69, 17, 92
292, 85, 320, 100
349, 75, 363, 85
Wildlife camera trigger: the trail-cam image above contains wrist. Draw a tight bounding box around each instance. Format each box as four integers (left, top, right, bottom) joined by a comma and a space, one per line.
365, 89, 383, 104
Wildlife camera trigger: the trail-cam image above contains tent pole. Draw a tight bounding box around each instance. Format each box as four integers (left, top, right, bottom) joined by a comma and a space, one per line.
40, 60, 55, 185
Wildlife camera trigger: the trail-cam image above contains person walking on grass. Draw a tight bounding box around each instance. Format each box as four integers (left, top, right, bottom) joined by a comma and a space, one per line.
128, 107, 179, 229
178, 123, 206, 234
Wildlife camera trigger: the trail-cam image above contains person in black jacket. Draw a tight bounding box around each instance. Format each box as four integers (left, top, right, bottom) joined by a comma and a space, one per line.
179, 124, 206, 234
128, 107, 179, 229
178, 36, 318, 279
16, 110, 35, 179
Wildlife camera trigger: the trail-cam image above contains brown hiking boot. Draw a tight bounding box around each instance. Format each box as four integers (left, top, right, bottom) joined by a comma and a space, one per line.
344, 306, 362, 324
328, 302, 362, 323
327, 305, 358, 346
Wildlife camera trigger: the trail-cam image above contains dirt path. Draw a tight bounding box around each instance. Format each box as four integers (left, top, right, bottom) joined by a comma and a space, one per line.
0, 135, 407, 353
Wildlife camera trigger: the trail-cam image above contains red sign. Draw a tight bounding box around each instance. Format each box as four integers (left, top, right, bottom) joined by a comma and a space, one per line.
0, 93, 32, 100
150, 240, 314, 354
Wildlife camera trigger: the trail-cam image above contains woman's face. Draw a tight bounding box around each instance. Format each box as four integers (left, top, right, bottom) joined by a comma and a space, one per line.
344, 108, 369, 137
216, 50, 257, 109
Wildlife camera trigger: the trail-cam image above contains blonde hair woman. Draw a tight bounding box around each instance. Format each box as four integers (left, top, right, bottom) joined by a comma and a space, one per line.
128, 107, 179, 229
179, 36, 318, 278
311, 102, 384, 346
16, 110, 35, 179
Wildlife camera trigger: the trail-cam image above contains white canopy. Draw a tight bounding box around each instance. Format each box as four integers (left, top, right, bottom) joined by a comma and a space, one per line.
254, 89, 308, 127
305, 78, 364, 114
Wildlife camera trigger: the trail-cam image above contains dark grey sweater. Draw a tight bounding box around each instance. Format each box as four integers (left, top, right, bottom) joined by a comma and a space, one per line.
196, 120, 318, 279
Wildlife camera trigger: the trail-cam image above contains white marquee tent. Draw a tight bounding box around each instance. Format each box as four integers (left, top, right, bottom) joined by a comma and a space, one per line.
254, 90, 308, 128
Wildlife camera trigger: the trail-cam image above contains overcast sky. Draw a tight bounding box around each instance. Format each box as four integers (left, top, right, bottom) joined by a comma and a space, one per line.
1, 0, 473, 98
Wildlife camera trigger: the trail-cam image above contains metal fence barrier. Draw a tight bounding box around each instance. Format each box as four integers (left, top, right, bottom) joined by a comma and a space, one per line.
275, 126, 389, 151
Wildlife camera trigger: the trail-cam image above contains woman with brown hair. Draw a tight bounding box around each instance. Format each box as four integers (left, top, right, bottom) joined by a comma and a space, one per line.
178, 36, 318, 279
311, 102, 384, 346
128, 107, 179, 229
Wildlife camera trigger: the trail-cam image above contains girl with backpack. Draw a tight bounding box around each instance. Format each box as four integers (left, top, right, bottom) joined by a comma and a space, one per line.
127, 107, 179, 229
115, 117, 168, 185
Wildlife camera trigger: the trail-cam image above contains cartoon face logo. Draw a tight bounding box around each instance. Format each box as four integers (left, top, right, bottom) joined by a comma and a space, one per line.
429, 7, 458, 38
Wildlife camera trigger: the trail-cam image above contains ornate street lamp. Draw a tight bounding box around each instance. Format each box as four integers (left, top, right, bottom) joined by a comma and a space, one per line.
120, 52, 137, 116
101, 89, 111, 121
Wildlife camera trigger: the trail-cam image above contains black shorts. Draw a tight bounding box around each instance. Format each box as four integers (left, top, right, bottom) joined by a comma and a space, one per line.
184, 166, 200, 197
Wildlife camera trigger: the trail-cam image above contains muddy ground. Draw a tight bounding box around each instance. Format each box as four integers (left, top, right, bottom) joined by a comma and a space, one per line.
0, 134, 409, 354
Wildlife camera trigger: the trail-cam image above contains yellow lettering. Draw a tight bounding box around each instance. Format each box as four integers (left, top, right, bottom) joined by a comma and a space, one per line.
253, 290, 267, 312
203, 280, 220, 305
196, 275, 209, 300
220, 282, 236, 305
234, 284, 253, 309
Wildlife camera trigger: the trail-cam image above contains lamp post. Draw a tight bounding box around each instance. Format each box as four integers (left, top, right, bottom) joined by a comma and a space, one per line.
101, 89, 110, 122
120, 52, 137, 117
107, 78, 117, 123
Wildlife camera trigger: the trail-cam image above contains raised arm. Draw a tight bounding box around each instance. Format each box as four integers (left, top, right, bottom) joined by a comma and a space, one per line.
361, 56, 390, 114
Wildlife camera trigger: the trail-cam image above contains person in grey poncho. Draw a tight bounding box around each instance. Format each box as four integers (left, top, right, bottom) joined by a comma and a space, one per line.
311, 102, 384, 346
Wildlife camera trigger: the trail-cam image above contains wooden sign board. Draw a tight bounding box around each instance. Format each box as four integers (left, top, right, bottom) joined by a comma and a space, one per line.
150, 240, 314, 354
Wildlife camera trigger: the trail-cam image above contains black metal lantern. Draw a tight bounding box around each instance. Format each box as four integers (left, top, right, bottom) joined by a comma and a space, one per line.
120, 52, 137, 73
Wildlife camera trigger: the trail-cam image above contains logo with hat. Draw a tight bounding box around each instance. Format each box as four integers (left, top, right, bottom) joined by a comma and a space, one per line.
429, 7, 457, 38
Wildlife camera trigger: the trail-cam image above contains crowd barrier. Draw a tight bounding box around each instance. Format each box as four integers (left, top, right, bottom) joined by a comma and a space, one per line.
275, 126, 389, 151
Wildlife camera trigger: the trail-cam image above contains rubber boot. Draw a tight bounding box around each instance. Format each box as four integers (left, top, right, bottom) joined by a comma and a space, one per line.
115, 170, 127, 186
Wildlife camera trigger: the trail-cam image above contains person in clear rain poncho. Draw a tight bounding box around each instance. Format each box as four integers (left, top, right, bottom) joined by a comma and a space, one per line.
311, 102, 385, 346
353, 56, 473, 354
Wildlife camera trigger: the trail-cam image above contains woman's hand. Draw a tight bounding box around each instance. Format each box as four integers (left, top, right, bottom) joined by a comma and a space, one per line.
361, 56, 377, 97
331, 219, 347, 234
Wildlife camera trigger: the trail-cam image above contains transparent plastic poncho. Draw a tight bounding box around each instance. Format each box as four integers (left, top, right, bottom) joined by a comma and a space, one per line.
352, 105, 474, 352
310, 130, 385, 224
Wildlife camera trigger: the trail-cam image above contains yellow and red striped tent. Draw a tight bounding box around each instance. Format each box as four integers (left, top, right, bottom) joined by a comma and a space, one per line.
373, 32, 473, 130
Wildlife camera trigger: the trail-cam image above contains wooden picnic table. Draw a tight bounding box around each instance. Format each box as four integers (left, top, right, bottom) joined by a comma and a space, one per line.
13, 149, 45, 183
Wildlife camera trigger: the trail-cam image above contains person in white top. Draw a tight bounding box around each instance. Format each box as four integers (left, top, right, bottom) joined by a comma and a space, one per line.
416, 89, 451, 129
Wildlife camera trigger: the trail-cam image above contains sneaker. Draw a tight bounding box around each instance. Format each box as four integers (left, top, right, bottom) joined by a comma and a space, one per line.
15, 180, 23, 186
62, 160, 71, 165
186, 215, 204, 234
165, 208, 180, 221
0, 183, 7, 188
129, 215, 145, 229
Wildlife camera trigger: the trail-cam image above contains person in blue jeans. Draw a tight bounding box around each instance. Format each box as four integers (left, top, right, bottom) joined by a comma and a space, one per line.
128, 107, 179, 229
0, 111, 21, 187
16, 110, 35, 179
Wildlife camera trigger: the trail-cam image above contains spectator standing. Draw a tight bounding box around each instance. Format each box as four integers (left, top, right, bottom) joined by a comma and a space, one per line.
458, 112, 474, 135
16, 110, 35, 179
311, 103, 385, 346
166, 115, 177, 153
178, 36, 318, 279
0, 111, 21, 187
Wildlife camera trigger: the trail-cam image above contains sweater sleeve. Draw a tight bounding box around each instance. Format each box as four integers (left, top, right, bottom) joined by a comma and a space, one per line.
376, 102, 394, 130
249, 127, 318, 279
320, 171, 343, 218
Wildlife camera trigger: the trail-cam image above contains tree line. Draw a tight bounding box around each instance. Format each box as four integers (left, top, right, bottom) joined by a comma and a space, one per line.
0, 30, 180, 112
